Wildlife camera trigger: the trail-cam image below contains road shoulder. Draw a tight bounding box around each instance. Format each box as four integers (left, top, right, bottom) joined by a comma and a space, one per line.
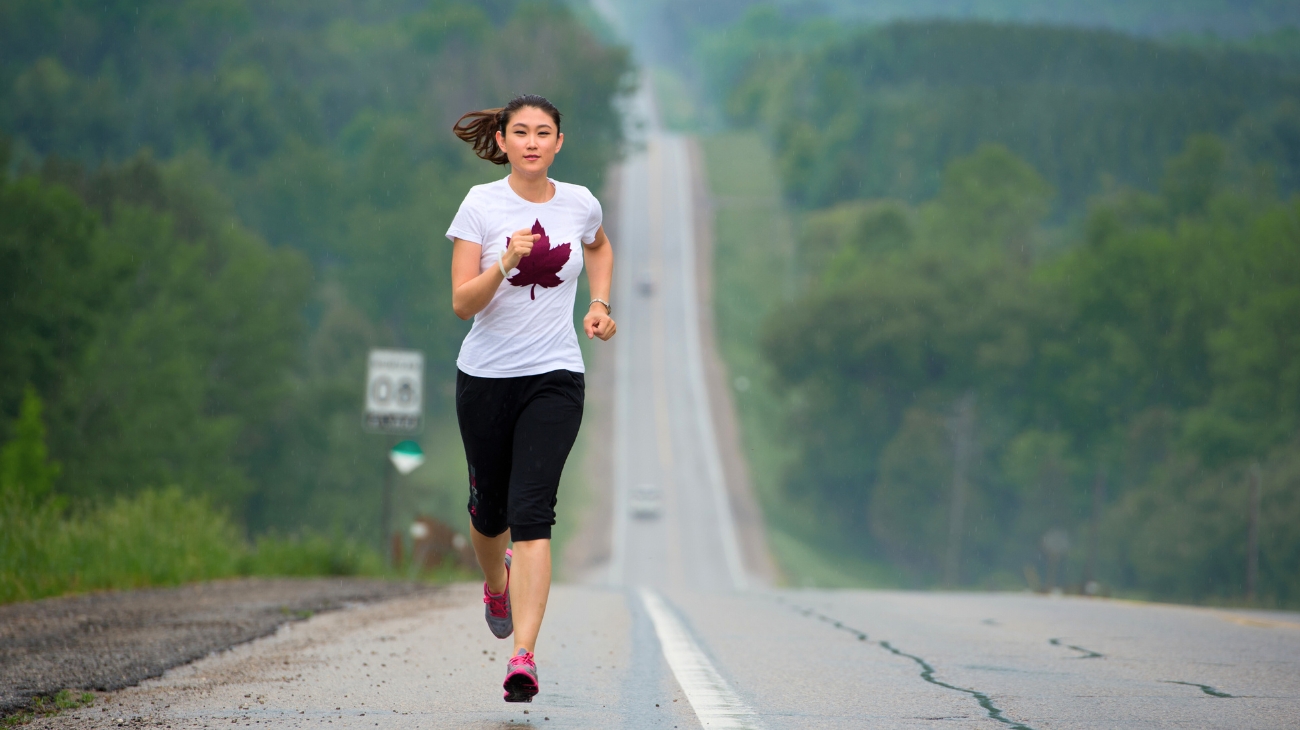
0, 577, 432, 716
686, 136, 780, 587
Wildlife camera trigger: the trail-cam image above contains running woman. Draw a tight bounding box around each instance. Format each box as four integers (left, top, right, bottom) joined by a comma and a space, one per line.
446, 94, 616, 703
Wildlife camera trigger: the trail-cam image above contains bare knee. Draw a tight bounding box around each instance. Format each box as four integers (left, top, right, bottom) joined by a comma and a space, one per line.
512, 538, 551, 557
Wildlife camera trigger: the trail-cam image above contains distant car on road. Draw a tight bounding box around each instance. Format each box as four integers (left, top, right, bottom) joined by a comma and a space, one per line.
636, 272, 655, 297
628, 483, 662, 518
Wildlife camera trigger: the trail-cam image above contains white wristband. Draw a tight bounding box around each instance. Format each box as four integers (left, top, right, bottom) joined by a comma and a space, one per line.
498, 256, 508, 278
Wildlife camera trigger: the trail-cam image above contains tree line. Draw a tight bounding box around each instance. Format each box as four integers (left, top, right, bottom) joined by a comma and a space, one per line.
0, 0, 630, 547
701, 11, 1300, 604
698, 10, 1300, 217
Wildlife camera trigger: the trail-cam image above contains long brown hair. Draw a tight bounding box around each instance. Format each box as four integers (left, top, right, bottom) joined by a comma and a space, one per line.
453, 94, 563, 165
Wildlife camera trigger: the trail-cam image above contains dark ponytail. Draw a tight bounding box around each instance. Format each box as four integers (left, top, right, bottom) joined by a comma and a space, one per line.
453, 94, 563, 165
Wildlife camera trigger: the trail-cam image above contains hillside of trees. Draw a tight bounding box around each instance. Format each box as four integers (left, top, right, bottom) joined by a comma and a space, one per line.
0, 0, 630, 546
614, 0, 1300, 69
694, 12, 1300, 604
700, 12, 1300, 217
760, 140, 1300, 603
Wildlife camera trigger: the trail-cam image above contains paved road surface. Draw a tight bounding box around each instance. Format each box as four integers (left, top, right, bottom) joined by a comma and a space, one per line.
39, 95, 1300, 730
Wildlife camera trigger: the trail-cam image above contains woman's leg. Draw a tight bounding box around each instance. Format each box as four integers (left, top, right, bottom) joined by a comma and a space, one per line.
455, 369, 517, 598
508, 538, 551, 654
471, 526, 510, 594
506, 370, 585, 656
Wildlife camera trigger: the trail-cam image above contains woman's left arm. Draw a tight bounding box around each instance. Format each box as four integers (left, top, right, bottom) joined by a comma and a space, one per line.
583, 226, 617, 341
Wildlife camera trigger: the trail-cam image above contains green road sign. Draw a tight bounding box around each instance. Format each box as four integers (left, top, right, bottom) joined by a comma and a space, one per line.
389, 440, 425, 475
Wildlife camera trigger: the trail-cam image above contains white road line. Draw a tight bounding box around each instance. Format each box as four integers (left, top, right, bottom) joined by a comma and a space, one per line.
639, 588, 765, 729
667, 135, 748, 591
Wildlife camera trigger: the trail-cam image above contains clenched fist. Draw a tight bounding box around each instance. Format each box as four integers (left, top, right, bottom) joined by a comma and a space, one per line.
584, 303, 616, 341
502, 228, 537, 271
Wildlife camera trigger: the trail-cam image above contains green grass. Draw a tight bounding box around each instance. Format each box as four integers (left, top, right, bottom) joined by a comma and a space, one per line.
2, 690, 96, 727
702, 131, 901, 588
0, 486, 411, 605
242, 531, 385, 578
1, 487, 236, 603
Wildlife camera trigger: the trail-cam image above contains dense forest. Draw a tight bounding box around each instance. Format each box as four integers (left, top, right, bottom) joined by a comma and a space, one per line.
799, 0, 1300, 37
614, 0, 1300, 68
0, 0, 630, 562
761, 140, 1300, 603
692, 10, 1300, 604
700, 11, 1300, 216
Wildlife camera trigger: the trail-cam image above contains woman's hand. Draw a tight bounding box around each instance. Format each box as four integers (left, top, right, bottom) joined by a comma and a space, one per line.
581, 225, 615, 340
584, 303, 616, 341
502, 228, 537, 270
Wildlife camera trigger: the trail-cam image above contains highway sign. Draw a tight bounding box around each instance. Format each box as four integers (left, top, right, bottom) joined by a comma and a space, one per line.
389, 440, 425, 474
364, 348, 423, 434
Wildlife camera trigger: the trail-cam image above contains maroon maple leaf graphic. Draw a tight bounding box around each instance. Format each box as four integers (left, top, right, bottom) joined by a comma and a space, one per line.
507, 219, 571, 300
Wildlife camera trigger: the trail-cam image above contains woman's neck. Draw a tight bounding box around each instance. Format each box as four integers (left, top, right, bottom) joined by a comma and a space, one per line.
508, 168, 555, 204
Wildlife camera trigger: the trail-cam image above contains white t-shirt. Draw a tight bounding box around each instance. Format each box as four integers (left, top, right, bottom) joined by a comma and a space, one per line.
445, 176, 603, 378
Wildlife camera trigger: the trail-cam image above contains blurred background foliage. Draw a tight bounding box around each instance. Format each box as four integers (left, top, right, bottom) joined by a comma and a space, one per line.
700, 11, 1300, 215
0, 0, 629, 600
615, 0, 1300, 605
759, 139, 1300, 602
4, 0, 1299, 609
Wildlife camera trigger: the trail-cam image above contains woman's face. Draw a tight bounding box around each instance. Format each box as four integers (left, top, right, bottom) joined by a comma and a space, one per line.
495, 106, 563, 174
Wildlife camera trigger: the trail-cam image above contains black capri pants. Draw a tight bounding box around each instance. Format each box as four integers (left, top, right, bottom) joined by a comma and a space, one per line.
455, 368, 585, 542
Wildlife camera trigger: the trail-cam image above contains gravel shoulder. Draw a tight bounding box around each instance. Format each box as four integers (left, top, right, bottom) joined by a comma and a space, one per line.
0, 577, 435, 715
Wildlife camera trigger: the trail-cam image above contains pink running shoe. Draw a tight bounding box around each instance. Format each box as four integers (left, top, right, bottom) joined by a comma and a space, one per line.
483, 549, 512, 639
503, 648, 539, 703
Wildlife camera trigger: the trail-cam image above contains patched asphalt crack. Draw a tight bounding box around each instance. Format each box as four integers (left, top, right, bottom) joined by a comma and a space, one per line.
1162, 680, 1235, 698
1048, 637, 1103, 659
779, 599, 1036, 730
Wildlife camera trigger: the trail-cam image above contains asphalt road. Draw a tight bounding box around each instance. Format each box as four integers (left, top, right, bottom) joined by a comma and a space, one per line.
37, 98, 1300, 730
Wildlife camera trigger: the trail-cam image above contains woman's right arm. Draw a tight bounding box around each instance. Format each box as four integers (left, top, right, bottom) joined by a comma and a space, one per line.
451, 230, 536, 320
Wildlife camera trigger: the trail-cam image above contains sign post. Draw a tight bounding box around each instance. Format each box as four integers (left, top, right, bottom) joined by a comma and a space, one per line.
364, 349, 424, 562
